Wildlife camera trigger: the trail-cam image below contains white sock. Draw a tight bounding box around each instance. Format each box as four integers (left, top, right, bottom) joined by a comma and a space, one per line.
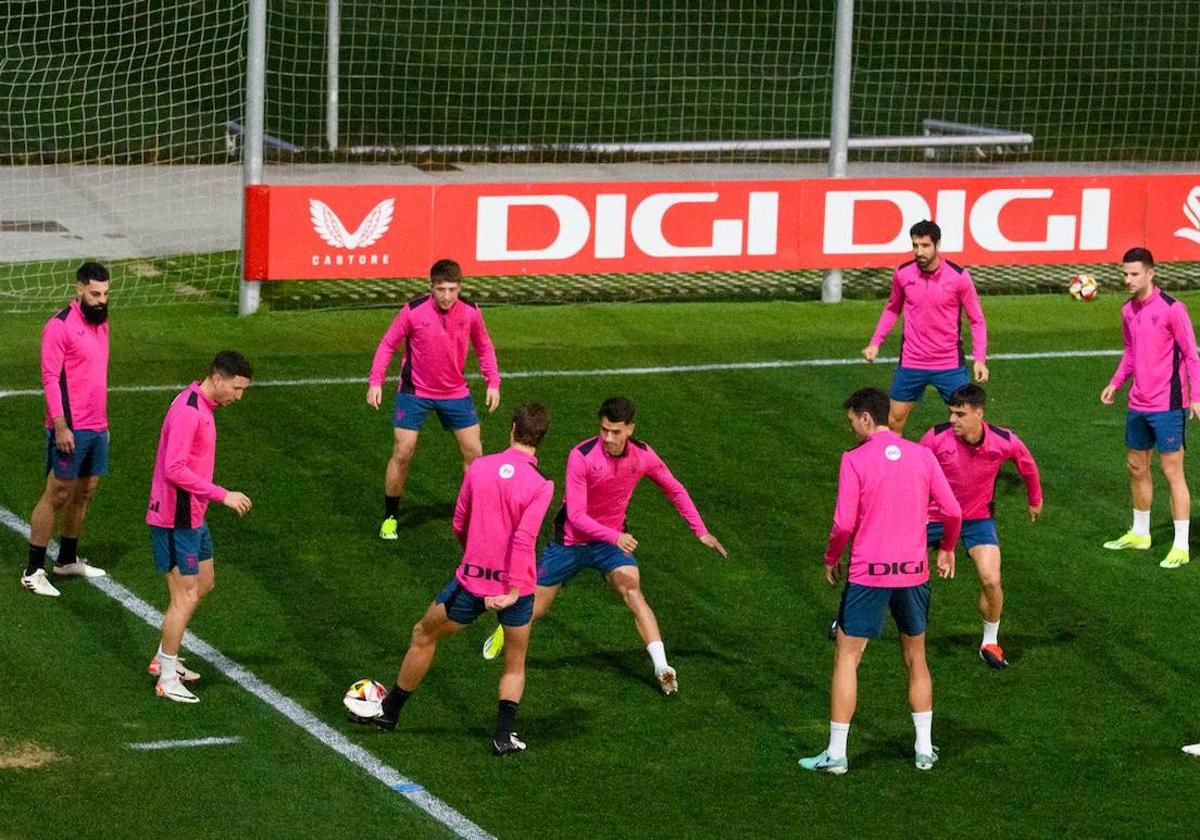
1132, 509, 1151, 537
982, 620, 1000, 647
646, 640, 669, 672
827, 721, 850, 760
1174, 519, 1189, 551
157, 648, 178, 683
912, 711, 933, 755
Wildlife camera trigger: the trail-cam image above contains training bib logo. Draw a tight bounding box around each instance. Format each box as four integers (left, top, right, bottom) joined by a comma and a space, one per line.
499, 464, 515, 479
885, 445, 902, 461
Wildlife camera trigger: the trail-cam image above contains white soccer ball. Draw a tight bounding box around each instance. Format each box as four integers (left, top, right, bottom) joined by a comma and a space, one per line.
343, 678, 387, 719
1068, 274, 1098, 301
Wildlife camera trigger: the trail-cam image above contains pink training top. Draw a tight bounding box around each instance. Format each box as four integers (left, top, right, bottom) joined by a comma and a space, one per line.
453, 447, 555, 598
557, 436, 708, 547
870, 258, 987, 370
368, 295, 501, 400
920, 423, 1042, 521
824, 430, 962, 587
146, 383, 228, 530
42, 300, 109, 431
1108, 287, 1200, 412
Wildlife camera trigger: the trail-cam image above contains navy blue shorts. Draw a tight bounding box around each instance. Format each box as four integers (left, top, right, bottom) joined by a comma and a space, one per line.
150, 523, 212, 577
393, 392, 479, 431
435, 578, 534, 627
889, 366, 970, 404
536, 541, 636, 587
1126, 409, 1186, 453
45, 429, 109, 479
927, 518, 999, 550
838, 581, 931, 639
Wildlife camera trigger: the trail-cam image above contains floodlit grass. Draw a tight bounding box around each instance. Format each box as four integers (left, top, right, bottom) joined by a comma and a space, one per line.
2, 296, 1199, 838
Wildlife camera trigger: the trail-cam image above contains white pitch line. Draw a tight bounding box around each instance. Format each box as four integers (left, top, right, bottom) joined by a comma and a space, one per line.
0, 349, 1123, 400
128, 736, 242, 751
0, 506, 492, 840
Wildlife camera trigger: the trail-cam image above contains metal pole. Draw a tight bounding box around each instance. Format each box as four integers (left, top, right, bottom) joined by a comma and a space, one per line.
822, 0, 854, 304
326, 0, 340, 152
239, 0, 267, 316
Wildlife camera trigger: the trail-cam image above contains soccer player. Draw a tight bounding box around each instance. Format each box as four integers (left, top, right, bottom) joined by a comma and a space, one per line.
920, 384, 1043, 669
1100, 247, 1200, 569
862, 220, 989, 435
356, 404, 554, 756
21, 263, 112, 597
800, 388, 961, 775
366, 259, 501, 540
480, 397, 728, 695
146, 351, 254, 703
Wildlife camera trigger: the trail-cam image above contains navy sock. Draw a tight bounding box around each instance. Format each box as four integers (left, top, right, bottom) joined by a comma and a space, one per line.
495, 699, 519, 736
57, 536, 78, 567
25, 544, 47, 577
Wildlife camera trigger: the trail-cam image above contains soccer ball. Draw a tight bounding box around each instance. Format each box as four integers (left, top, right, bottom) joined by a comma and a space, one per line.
343, 678, 387, 719
1068, 274, 1098, 301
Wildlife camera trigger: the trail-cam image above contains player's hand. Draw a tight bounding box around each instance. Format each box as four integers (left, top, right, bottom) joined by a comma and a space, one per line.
1028, 502, 1043, 522
485, 387, 500, 413
699, 533, 728, 558
973, 360, 990, 383
824, 561, 841, 586
223, 491, 252, 517
862, 344, 880, 363
616, 532, 638, 554
1100, 385, 1116, 405
366, 385, 383, 409
485, 588, 519, 611
936, 549, 955, 579
1190, 401, 1200, 421
53, 419, 75, 455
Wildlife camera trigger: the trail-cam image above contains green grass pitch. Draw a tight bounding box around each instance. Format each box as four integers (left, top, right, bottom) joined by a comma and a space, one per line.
1, 295, 1199, 838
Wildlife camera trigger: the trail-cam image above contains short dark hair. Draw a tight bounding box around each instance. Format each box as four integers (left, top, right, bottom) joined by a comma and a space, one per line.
909, 220, 941, 244
947, 383, 987, 409
76, 262, 110, 284
512, 402, 550, 447
430, 259, 462, 284
210, 350, 253, 379
843, 388, 890, 426
599, 396, 636, 425
1122, 247, 1155, 268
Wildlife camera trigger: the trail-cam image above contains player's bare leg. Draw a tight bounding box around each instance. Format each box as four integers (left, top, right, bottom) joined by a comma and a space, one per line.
1159, 450, 1191, 568
1104, 448, 1155, 551
29, 473, 72, 551
607, 565, 676, 693
494, 621, 532, 754
970, 544, 1008, 667
381, 428, 419, 538
830, 630, 868, 723
396, 602, 466, 692
452, 423, 484, 474
900, 632, 937, 768
52, 475, 105, 577
888, 400, 916, 435
155, 569, 202, 702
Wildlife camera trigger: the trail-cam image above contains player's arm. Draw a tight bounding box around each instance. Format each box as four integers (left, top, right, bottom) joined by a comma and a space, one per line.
563, 449, 625, 546
469, 309, 502, 413
366, 307, 411, 409
452, 466, 473, 548
644, 452, 725, 556
1169, 304, 1200, 419
1102, 314, 1134, 404
960, 271, 989, 382
928, 457, 961, 578
1008, 432, 1044, 520
162, 411, 246, 514
823, 454, 859, 583
40, 318, 75, 453
864, 269, 904, 360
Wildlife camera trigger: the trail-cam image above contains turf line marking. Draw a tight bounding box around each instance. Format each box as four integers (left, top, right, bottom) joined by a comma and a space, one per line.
0, 506, 493, 840
128, 736, 242, 751
0, 348, 1123, 400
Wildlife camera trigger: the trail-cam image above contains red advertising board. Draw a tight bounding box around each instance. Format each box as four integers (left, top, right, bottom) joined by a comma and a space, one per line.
243, 173, 1200, 281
